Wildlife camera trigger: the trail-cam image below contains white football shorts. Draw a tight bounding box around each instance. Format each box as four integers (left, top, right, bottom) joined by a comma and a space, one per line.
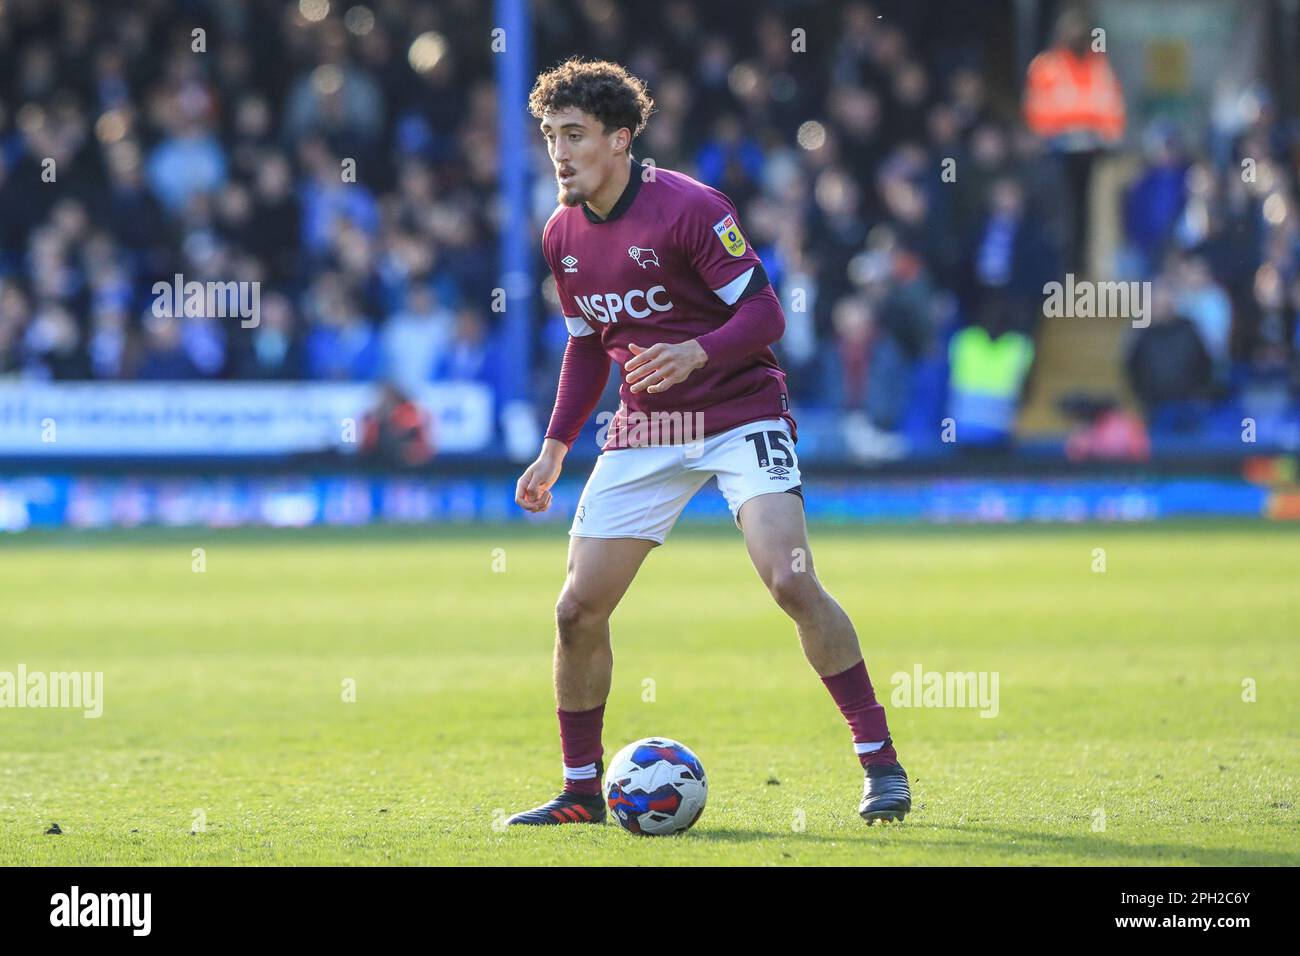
569, 417, 803, 544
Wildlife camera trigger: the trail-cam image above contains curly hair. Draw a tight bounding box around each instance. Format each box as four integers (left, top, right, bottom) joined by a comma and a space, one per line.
528, 57, 654, 151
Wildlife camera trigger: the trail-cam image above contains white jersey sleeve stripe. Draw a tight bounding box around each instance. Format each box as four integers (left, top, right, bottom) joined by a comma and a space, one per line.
712, 267, 755, 306
565, 314, 595, 336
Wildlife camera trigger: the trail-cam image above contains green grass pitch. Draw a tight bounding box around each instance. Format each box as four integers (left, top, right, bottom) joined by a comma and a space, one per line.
1, 521, 1296, 866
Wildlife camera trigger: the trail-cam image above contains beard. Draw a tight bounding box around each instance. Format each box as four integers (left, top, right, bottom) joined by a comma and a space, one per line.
557, 182, 585, 207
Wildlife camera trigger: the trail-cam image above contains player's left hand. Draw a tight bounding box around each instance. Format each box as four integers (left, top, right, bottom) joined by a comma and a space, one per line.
625, 341, 708, 394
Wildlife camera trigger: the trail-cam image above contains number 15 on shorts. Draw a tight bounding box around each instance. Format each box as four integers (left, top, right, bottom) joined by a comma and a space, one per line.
744, 429, 796, 470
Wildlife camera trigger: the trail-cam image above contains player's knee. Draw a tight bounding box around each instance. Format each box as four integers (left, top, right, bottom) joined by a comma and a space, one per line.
555, 590, 609, 640
766, 568, 823, 619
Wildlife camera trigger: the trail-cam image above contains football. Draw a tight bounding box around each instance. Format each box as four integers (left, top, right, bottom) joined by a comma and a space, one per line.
603, 737, 708, 836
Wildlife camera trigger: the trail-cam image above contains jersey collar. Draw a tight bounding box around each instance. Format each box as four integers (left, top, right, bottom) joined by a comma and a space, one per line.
582, 159, 642, 224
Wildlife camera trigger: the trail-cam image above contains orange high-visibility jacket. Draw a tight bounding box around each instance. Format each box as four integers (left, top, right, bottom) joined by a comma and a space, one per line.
1023, 47, 1125, 141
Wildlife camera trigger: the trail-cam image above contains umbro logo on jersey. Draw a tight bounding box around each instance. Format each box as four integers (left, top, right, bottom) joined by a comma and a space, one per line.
628, 246, 659, 268
562, 255, 578, 273
767, 466, 791, 478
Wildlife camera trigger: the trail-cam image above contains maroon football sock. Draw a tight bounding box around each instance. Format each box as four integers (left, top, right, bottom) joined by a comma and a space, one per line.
821, 659, 898, 767
558, 704, 605, 795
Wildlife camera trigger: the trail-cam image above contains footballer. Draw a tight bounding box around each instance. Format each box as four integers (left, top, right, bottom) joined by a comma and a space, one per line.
509, 58, 911, 826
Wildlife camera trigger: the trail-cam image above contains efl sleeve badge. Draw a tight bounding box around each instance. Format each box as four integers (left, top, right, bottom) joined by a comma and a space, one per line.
711, 213, 747, 257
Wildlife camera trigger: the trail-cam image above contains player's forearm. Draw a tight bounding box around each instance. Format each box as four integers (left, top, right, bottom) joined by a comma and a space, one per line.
694, 285, 785, 367
544, 335, 612, 450
539, 437, 569, 462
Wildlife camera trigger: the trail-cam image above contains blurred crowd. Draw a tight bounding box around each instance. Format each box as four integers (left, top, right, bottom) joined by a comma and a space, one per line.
0, 0, 1297, 456
1118, 115, 1300, 434
0, 0, 500, 390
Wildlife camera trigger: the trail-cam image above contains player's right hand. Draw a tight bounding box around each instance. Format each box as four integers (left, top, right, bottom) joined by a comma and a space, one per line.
515, 450, 563, 512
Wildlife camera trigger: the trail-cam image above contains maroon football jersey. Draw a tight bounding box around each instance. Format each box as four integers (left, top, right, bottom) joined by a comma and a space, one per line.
542, 160, 796, 450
